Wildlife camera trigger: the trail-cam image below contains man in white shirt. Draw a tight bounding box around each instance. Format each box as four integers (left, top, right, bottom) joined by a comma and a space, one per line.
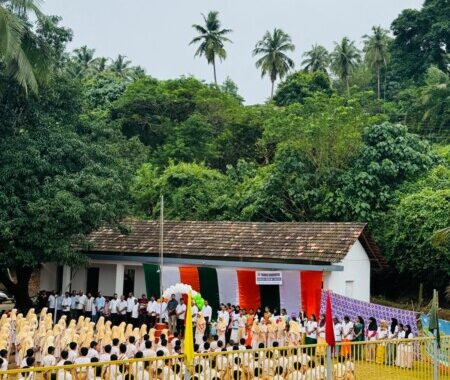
342, 316, 354, 341
155, 299, 167, 323
333, 317, 343, 358
126, 292, 136, 322
77, 291, 87, 319
84, 293, 94, 318
202, 300, 213, 338
131, 298, 140, 327
118, 295, 128, 324
61, 292, 72, 320
94, 292, 106, 323
70, 290, 79, 320
56, 292, 64, 321
146, 296, 157, 327
109, 294, 119, 325
48, 291, 56, 318
176, 299, 187, 336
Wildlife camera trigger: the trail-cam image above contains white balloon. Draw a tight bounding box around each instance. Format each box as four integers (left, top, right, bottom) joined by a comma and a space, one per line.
162, 282, 202, 298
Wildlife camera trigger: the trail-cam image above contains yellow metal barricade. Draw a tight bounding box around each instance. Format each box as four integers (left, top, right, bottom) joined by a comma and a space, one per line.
0, 336, 447, 379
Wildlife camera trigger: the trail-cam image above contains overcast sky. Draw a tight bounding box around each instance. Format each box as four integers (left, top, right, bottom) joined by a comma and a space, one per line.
42, 0, 423, 104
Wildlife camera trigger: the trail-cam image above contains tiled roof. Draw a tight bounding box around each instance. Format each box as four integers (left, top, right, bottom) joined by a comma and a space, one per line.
83, 220, 386, 268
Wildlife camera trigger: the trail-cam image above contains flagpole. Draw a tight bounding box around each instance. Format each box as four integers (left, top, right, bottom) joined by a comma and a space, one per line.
159, 194, 164, 323
326, 346, 332, 380
325, 290, 335, 380
432, 289, 438, 380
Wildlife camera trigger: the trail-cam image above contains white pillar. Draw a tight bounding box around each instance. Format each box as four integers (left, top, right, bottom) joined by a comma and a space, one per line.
62, 265, 71, 293
115, 264, 124, 296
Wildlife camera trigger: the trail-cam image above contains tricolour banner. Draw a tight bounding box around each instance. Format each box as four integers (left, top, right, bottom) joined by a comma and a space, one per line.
144, 264, 323, 319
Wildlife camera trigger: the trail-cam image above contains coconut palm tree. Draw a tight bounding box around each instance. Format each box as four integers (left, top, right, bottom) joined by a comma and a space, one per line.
253, 28, 295, 98
331, 37, 361, 96
419, 66, 450, 129
110, 54, 132, 78
190, 11, 232, 85
363, 26, 391, 99
301, 44, 330, 72
92, 57, 108, 72
128, 65, 146, 81
0, 0, 45, 93
73, 45, 95, 70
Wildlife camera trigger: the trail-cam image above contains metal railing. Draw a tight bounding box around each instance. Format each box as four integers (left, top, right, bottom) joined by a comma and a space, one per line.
1, 336, 448, 379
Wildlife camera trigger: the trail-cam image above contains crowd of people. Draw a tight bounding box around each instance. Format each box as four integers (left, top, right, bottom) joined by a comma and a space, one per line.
1, 290, 417, 379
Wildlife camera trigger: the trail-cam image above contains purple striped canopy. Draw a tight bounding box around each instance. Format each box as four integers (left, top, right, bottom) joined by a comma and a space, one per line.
320, 291, 419, 336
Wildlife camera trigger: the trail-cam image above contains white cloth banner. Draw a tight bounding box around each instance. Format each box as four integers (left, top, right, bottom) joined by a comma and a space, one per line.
161, 266, 181, 296
279, 271, 301, 316
217, 268, 238, 306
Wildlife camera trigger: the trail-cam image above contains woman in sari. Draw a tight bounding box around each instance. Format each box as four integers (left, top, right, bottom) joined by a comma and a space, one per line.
195, 312, 206, 345
258, 319, 268, 347
288, 320, 301, 346
317, 314, 327, 356
376, 320, 389, 364
353, 316, 365, 360
245, 309, 255, 346
216, 316, 227, 345
277, 317, 286, 347
366, 317, 377, 362
251, 319, 260, 349
386, 317, 399, 365
267, 319, 277, 347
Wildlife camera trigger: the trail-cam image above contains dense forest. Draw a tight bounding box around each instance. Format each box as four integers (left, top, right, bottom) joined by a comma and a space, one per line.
0, 0, 449, 310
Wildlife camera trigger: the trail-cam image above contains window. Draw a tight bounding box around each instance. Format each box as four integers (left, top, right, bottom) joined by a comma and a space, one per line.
345, 281, 354, 298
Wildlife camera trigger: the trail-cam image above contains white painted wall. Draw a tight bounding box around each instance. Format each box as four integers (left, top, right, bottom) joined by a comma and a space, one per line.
98, 264, 117, 295
40, 242, 371, 301
39, 263, 58, 290
68, 262, 147, 297
323, 240, 371, 302
71, 266, 87, 292
132, 265, 146, 296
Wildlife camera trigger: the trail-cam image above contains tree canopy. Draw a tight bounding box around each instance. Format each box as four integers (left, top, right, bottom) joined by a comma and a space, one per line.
0, 0, 449, 308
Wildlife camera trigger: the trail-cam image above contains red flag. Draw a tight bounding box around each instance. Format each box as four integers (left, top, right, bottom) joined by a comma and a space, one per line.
325, 291, 335, 347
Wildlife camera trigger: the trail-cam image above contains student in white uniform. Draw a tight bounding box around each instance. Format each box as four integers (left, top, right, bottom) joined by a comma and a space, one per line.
41, 346, 57, 367
87, 341, 99, 359
74, 347, 90, 376
67, 342, 78, 363
57, 361, 73, 380
99, 345, 111, 362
